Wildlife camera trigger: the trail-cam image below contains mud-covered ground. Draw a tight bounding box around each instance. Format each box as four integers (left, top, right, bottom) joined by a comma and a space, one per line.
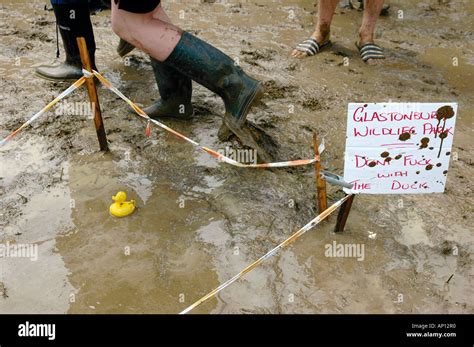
0, 0, 472, 314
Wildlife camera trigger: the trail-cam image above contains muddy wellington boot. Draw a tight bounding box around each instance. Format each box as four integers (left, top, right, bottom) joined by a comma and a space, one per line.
163, 32, 275, 162
140, 58, 194, 119
35, 3, 96, 81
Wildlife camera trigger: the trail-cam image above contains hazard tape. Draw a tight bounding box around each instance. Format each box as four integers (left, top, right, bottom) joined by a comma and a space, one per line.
92, 70, 319, 168
180, 194, 354, 314
0, 77, 86, 147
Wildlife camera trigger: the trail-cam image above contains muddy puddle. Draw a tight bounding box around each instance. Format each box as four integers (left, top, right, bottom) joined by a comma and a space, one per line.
0, 0, 473, 314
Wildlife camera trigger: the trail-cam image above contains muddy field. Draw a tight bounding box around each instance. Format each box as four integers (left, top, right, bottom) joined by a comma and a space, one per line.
0, 0, 473, 314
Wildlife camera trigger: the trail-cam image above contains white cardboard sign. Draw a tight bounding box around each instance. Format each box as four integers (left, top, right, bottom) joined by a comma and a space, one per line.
343, 103, 457, 194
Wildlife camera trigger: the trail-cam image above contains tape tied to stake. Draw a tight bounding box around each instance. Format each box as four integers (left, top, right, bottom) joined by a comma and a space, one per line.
82, 69, 93, 78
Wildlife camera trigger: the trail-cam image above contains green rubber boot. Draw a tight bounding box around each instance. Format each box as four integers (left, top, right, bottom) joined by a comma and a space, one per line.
140, 58, 194, 119
164, 32, 273, 161
35, 3, 96, 81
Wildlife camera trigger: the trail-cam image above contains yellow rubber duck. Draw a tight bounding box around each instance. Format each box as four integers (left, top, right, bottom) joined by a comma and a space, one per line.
109, 191, 136, 217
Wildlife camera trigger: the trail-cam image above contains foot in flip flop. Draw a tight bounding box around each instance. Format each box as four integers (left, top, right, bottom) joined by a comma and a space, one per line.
356, 41, 385, 65
291, 34, 331, 58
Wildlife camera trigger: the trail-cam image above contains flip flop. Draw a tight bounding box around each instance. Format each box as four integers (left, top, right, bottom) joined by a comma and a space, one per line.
294, 37, 332, 57
356, 42, 385, 62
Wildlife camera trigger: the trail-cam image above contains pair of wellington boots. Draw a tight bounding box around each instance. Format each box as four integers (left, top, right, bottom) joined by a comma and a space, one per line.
142, 32, 274, 162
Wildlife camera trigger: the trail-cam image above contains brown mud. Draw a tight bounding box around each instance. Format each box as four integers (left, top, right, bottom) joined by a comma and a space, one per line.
0, 0, 473, 313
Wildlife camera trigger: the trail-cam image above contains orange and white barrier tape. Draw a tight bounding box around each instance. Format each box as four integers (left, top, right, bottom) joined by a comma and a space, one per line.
0, 77, 86, 147
179, 194, 354, 314
1, 70, 319, 168
92, 70, 319, 168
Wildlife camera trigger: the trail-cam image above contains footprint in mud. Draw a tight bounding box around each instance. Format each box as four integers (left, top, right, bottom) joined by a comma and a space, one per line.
262, 80, 298, 99
241, 49, 277, 62
300, 96, 327, 111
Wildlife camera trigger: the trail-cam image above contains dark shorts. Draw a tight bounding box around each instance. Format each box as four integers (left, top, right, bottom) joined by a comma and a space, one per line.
114, 0, 161, 13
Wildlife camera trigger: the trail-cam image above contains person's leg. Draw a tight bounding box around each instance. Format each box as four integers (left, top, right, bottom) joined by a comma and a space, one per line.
112, 1, 273, 161
111, 2, 181, 62
115, 3, 193, 119
292, 0, 339, 58
357, 0, 385, 65
36, 0, 96, 81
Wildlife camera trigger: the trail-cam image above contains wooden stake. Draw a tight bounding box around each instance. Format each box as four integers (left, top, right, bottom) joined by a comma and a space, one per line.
313, 132, 327, 214
76, 37, 108, 152
334, 194, 355, 233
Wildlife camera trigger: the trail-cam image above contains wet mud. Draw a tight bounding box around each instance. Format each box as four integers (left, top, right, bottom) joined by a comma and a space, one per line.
0, 0, 473, 313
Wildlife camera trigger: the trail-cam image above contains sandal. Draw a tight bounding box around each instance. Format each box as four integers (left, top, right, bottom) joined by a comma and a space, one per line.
356, 42, 385, 62
294, 37, 332, 57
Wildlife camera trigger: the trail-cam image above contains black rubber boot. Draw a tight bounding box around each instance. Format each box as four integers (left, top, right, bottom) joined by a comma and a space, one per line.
164, 32, 274, 161
117, 38, 135, 57
35, 3, 96, 81
141, 57, 193, 119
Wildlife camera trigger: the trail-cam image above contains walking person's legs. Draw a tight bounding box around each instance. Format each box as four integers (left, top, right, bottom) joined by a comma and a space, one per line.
111, 2, 181, 61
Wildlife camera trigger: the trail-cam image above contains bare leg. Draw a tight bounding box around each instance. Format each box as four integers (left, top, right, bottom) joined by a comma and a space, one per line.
358, 0, 384, 65
291, 0, 340, 58
111, 2, 181, 62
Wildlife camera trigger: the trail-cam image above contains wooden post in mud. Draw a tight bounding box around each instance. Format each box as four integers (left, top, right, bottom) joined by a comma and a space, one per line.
313, 132, 327, 214
334, 194, 355, 233
76, 37, 108, 152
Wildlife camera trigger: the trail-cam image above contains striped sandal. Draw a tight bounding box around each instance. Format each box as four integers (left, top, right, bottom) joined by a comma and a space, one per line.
356, 42, 385, 63
294, 37, 332, 57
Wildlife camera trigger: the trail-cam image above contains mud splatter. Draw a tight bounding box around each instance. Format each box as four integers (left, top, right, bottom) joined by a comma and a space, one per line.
419, 137, 430, 149
395, 155, 402, 160
381, 151, 389, 158
399, 132, 411, 141
384, 157, 392, 163
435, 105, 455, 138
435, 105, 455, 158
436, 163, 442, 167
426, 164, 433, 170
368, 161, 377, 167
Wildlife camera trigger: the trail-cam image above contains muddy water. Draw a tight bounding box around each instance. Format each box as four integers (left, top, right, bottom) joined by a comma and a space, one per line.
1, 0, 473, 314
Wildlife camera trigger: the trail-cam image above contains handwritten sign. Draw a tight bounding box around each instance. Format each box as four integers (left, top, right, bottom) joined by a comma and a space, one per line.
343, 103, 457, 194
